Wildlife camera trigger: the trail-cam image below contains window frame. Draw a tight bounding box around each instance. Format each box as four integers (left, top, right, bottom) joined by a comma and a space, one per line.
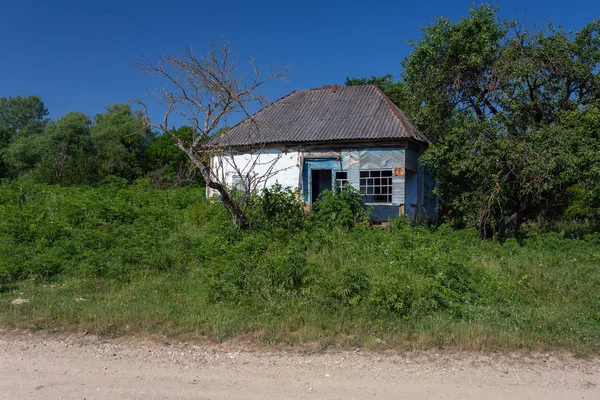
335, 171, 348, 189
359, 169, 393, 205
231, 173, 254, 192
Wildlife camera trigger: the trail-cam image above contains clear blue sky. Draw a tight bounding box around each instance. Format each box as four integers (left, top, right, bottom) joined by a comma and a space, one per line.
1, 0, 597, 127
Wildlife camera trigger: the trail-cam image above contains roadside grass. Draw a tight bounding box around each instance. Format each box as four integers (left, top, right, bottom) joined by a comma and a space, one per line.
1, 182, 599, 354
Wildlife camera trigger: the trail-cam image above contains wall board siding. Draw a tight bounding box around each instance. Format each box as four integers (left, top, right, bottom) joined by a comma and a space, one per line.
342, 151, 361, 189
350, 148, 406, 206
209, 149, 300, 197
405, 149, 418, 171
392, 176, 405, 206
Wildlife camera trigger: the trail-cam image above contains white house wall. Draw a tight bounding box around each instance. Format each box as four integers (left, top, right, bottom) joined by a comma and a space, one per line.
208, 149, 300, 197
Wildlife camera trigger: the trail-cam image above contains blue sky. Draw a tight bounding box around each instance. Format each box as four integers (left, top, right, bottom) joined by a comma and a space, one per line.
1, 0, 597, 127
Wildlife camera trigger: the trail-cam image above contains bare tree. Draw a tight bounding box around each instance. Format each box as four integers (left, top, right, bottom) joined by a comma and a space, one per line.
133, 38, 291, 228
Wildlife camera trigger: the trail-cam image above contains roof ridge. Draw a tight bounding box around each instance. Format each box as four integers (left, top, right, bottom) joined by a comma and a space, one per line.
309, 84, 340, 92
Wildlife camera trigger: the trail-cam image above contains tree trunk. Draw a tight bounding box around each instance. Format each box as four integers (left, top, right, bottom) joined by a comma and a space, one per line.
182, 148, 251, 229
206, 180, 250, 228
503, 203, 527, 238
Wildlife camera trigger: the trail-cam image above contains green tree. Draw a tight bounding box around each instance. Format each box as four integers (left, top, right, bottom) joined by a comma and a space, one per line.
0, 95, 48, 142
0, 95, 49, 178
91, 104, 152, 182
1, 133, 47, 180
401, 4, 600, 236
146, 126, 203, 187
345, 75, 416, 114
35, 112, 98, 185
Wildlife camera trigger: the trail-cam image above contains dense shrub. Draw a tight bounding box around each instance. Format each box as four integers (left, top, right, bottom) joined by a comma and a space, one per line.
1, 182, 599, 351
311, 185, 371, 227
327, 264, 371, 305
0, 182, 204, 286
250, 184, 305, 232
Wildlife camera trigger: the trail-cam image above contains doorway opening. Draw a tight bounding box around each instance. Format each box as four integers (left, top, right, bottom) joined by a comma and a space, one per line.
311, 169, 332, 204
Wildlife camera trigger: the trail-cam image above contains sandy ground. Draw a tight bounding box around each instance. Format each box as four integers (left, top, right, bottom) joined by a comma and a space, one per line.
1, 330, 599, 399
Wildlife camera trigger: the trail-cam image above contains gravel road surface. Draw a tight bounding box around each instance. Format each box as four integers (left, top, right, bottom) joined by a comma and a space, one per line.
1, 331, 598, 399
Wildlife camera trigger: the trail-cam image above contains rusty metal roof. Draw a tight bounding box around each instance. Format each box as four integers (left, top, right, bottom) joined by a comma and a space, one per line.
209, 85, 430, 147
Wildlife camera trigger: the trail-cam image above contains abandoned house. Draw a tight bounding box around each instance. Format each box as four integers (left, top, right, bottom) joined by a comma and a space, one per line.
208, 84, 437, 221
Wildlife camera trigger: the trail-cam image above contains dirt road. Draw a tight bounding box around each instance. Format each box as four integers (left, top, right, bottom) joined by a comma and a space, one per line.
1, 331, 598, 399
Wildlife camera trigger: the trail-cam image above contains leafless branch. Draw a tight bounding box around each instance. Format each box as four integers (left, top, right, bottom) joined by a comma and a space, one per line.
132, 38, 292, 227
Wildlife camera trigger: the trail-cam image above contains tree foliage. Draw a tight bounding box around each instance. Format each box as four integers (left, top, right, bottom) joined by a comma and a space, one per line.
0, 95, 49, 178
401, 5, 600, 236
311, 185, 371, 228
91, 104, 152, 182
146, 126, 203, 188
0, 99, 193, 187
35, 112, 98, 185
0, 95, 48, 143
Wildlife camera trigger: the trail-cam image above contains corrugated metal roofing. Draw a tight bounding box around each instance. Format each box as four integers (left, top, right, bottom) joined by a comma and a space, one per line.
209, 85, 430, 147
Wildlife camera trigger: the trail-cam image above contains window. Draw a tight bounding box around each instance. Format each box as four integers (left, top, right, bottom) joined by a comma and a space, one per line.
231, 174, 252, 191
335, 171, 348, 188
360, 170, 393, 204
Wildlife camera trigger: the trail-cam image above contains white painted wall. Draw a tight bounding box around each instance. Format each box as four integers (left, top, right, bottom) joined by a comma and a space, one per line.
207, 149, 300, 197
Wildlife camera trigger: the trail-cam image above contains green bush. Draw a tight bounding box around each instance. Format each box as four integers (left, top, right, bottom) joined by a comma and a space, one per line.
250, 184, 305, 232
0, 181, 205, 284
328, 264, 371, 305
311, 185, 371, 227
1, 182, 600, 352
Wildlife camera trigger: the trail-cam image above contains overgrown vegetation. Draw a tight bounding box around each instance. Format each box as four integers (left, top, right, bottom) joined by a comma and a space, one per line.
348, 4, 600, 237
311, 186, 371, 228
1, 183, 599, 353
1, 3, 599, 353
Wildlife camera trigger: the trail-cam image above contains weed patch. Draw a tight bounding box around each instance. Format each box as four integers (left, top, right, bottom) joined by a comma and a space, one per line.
1, 182, 599, 353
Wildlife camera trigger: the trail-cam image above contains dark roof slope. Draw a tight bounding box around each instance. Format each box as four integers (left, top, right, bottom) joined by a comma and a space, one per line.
210, 85, 429, 147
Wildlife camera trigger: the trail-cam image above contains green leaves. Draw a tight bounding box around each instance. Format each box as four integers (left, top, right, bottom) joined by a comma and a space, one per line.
401, 5, 600, 236
0, 95, 48, 143
249, 183, 305, 232
0, 100, 192, 186
0, 95, 49, 180
145, 126, 202, 188
311, 185, 371, 228
91, 104, 152, 182
36, 112, 98, 185
402, 5, 507, 134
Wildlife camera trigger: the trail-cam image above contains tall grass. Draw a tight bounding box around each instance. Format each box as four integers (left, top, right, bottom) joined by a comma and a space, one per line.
1, 181, 599, 353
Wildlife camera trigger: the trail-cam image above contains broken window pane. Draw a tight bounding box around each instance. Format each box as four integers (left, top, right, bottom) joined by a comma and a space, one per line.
335, 171, 348, 188
359, 170, 393, 204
